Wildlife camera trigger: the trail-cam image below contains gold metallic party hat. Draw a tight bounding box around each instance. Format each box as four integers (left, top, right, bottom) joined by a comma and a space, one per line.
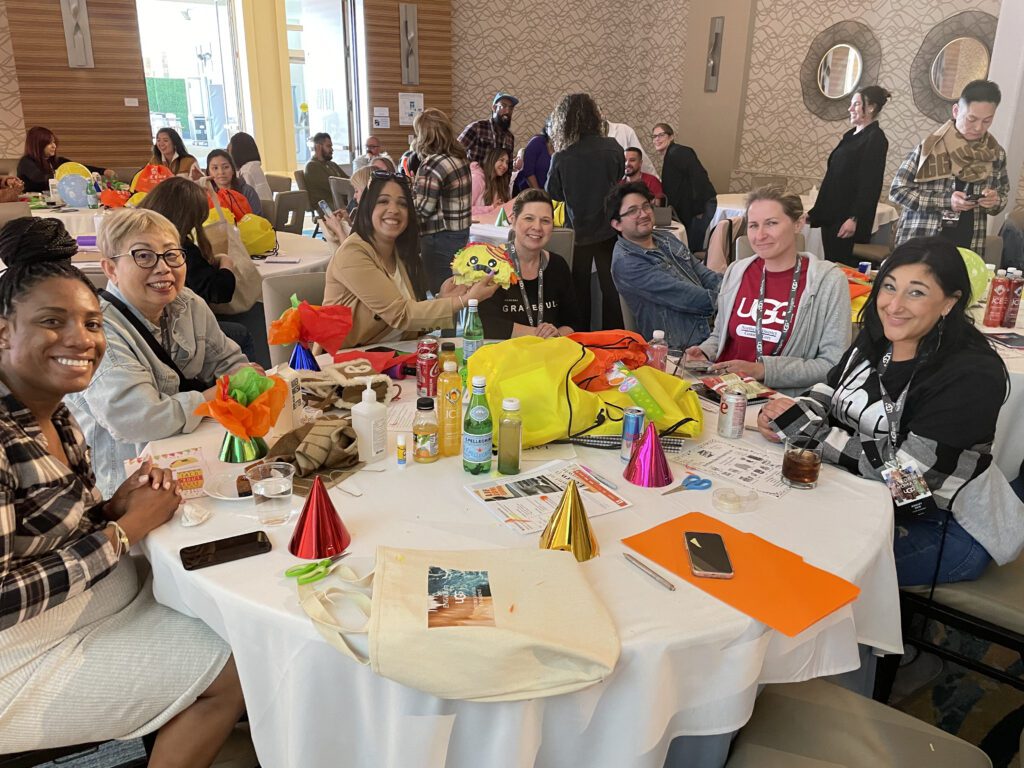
539, 480, 599, 562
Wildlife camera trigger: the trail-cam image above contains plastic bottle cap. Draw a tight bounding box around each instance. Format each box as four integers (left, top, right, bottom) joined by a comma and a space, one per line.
397, 435, 406, 445
441, 342, 455, 351
998, 269, 1007, 276
467, 298, 478, 307
471, 375, 486, 387
443, 360, 457, 372
652, 330, 665, 340
416, 397, 434, 410
502, 397, 520, 411
362, 382, 376, 403
986, 264, 996, 270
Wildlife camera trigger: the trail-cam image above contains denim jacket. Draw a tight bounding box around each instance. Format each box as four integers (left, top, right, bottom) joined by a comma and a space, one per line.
66, 284, 247, 497
611, 231, 722, 349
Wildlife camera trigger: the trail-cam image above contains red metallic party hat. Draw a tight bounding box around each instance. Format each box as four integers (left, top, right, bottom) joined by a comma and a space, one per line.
623, 423, 674, 488
288, 475, 351, 559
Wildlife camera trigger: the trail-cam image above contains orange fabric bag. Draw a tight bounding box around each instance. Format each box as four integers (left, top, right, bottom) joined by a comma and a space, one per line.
567, 331, 648, 392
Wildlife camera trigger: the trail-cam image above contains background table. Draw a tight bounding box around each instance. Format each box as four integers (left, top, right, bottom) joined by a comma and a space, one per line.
710, 193, 898, 258
31, 205, 103, 236
140, 361, 901, 768
979, 320, 1024, 480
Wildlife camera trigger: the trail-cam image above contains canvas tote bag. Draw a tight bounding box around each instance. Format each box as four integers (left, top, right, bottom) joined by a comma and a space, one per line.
199, 178, 263, 314
298, 546, 620, 702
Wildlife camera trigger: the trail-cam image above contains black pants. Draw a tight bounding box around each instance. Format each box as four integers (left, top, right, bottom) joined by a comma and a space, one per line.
820, 222, 858, 267
571, 236, 622, 331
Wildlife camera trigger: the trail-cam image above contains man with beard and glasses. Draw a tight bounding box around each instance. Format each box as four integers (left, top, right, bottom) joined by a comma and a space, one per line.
459, 92, 518, 165
621, 147, 664, 204
304, 132, 346, 214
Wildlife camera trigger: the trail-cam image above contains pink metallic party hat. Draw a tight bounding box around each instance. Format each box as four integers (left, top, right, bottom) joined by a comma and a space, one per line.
623, 423, 674, 488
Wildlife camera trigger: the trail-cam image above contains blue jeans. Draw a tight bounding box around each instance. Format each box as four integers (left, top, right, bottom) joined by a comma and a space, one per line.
893, 507, 991, 587
421, 228, 469, 296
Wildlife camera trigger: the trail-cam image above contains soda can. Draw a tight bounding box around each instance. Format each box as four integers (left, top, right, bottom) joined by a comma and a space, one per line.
717, 387, 746, 439
416, 353, 439, 397
620, 407, 646, 462
857, 261, 872, 275
417, 337, 439, 357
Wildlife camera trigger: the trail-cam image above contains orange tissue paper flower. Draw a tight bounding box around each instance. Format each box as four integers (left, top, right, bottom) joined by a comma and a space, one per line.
194, 370, 289, 440
267, 295, 353, 355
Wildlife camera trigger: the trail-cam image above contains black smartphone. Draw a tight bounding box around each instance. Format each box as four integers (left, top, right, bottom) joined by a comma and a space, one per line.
317, 199, 334, 218
964, 191, 984, 202
180, 531, 271, 571
684, 531, 734, 579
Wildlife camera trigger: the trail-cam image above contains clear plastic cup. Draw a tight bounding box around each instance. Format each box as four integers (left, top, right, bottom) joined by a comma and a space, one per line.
245, 462, 297, 525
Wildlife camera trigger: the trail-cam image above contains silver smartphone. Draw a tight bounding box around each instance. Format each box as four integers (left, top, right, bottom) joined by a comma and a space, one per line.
684, 532, 734, 579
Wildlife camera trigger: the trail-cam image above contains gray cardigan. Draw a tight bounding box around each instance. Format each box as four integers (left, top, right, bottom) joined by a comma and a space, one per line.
698, 253, 851, 395
66, 284, 247, 497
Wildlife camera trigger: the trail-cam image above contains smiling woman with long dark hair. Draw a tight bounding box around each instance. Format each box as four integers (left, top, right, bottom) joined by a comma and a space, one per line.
758, 236, 1022, 586
322, 173, 497, 348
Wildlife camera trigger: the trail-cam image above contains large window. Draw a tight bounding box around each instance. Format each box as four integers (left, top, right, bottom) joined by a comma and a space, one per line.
136, 0, 247, 159
286, 0, 357, 166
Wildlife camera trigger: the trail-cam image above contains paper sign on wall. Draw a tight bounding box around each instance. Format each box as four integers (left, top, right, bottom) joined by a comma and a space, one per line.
399, 92, 424, 125
373, 107, 389, 117
373, 116, 391, 129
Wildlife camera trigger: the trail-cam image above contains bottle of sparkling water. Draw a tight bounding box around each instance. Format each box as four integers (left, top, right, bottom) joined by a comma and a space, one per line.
462, 299, 484, 361
462, 375, 492, 474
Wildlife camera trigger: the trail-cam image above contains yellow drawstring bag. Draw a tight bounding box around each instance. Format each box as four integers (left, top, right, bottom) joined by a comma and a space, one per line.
467, 337, 702, 448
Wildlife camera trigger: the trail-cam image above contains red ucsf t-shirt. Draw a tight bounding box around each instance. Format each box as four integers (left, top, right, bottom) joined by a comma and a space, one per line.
719, 257, 809, 362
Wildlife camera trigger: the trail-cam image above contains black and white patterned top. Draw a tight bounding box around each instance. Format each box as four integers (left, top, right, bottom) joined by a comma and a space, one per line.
0, 382, 117, 631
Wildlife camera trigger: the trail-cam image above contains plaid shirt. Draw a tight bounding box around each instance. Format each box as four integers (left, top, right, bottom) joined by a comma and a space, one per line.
0, 383, 116, 631
413, 154, 473, 235
458, 118, 515, 165
889, 141, 1009, 256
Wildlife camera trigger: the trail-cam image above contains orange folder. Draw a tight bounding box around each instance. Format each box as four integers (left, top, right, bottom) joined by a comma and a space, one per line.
622, 512, 861, 637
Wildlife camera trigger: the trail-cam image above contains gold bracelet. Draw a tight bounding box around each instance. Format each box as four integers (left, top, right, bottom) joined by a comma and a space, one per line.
107, 521, 130, 558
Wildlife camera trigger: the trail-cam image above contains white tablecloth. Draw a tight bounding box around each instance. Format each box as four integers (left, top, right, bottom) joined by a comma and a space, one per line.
980, 319, 1024, 480
139, 365, 900, 768
31, 206, 104, 236
711, 194, 899, 259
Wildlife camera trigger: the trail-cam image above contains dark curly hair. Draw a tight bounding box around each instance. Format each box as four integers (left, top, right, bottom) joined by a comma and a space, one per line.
549, 93, 603, 152
0, 217, 95, 317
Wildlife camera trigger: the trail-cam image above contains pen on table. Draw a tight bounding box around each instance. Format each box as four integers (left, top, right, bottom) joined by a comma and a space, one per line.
622, 552, 676, 591
579, 464, 618, 490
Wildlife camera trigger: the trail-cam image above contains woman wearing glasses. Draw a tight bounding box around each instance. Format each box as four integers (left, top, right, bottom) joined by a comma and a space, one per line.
651, 123, 717, 251
66, 208, 252, 497
323, 173, 497, 347
684, 188, 850, 396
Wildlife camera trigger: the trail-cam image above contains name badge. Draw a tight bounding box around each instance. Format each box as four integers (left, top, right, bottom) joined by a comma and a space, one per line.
881, 459, 936, 515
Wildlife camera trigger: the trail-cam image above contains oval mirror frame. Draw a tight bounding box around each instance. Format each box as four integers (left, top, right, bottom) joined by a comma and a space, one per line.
801, 21, 880, 121
910, 11, 997, 122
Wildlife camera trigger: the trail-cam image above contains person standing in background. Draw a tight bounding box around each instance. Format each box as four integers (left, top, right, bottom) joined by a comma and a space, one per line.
513, 126, 553, 194
459, 93, 518, 165
890, 79, 1009, 258
808, 86, 891, 266
652, 123, 716, 251
546, 93, 625, 330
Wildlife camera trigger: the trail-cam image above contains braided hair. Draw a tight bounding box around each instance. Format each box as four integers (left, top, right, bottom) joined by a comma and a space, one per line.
0, 217, 96, 317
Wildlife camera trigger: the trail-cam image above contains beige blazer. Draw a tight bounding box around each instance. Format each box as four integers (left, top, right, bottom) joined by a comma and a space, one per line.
324, 232, 456, 348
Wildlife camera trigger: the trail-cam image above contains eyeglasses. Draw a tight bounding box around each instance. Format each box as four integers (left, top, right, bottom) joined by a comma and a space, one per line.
651, 132, 668, 140
370, 169, 410, 184
618, 202, 654, 219
112, 248, 187, 269
366, 144, 381, 151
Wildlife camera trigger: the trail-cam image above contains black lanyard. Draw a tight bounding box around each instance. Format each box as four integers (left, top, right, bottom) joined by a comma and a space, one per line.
875, 348, 921, 465
507, 238, 545, 327
754, 257, 803, 359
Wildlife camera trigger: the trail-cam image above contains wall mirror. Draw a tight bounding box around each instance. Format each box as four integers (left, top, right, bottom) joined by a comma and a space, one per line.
930, 37, 990, 100
801, 22, 880, 121
910, 11, 998, 121
818, 44, 863, 99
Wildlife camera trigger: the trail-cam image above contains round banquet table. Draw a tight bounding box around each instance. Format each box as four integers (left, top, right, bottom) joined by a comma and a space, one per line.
139, 353, 900, 768
31, 205, 104, 236
979, 318, 1024, 481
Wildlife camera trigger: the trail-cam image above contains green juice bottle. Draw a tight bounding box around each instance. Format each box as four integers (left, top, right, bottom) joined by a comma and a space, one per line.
462, 375, 493, 474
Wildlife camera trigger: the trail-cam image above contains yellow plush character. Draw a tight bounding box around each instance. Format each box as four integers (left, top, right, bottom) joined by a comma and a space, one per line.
450, 242, 519, 290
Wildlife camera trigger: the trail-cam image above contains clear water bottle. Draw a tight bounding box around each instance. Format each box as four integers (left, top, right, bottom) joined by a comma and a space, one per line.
462, 375, 492, 474
646, 329, 668, 371
462, 299, 484, 361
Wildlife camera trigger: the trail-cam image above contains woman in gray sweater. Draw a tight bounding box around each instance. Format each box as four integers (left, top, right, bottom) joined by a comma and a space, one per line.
685, 188, 851, 395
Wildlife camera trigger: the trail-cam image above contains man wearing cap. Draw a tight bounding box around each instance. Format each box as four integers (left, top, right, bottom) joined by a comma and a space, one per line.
459, 92, 518, 165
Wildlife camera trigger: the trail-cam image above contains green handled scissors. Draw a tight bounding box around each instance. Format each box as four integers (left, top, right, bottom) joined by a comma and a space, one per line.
284, 552, 351, 585
662, 473, 713, 495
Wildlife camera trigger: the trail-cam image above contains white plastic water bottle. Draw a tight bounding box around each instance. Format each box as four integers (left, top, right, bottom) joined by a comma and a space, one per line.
646, 329, 668, 372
